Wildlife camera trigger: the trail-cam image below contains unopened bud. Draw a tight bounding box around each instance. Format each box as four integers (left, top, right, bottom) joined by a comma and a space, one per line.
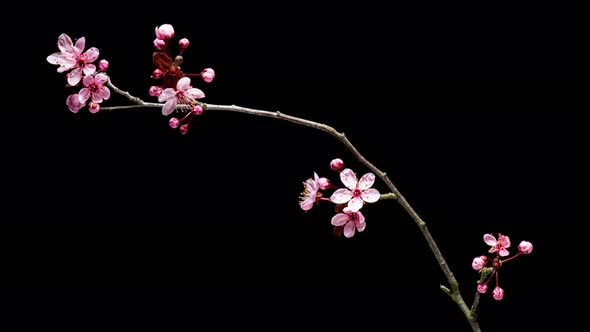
98, 59, 109, 71
330, 158, 344, 172
178, 38, 190, 51
318, 177, 331, 190
201, 68, 215, 83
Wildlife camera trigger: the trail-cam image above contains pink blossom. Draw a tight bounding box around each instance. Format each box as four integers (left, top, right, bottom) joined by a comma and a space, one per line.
179, 124, 189, 135
201, 68, 215, 83
472, 256, 487, 270
330, 158, 344, 172
330, 168, 380, 212
192, 105, 203, 115
155, 24, 175, 40
66, 94, 86, 113
477, 284, 488, 294
331, 207, 366, 238
492, 286, 504, 300
149, 86, 163, 97
299, 172, 320, 211
178, 38, 190, 51
153, 38, 166, 50
151, 69, 164, 79
98, 59, 109, 71
518, 241, 533, 254
79, 74, 111, 104
47, 33, 99, 86
88, 102, 100, 114
169, 117, 180, 129
318, 177, 331, 190
158, 77, 205, 116
484, 233, 511, 257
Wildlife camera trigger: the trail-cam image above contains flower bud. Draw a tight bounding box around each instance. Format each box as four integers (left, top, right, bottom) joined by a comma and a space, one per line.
201, 68, 215, 83
472, 256, 487, 270
155, 24, 174, 40
169, 117, 180, 129
330, 158, 344, 172
477, 284, 488, 294
151, 69, 164, 79
98, 59, 109, 71
192, 105, 203, 115
492, 286, 504, 300
179, 124, 189, 135
66, 94, 85, 113
518, 241, 533, 254
88, 102, 100, 114
318, 177, 331, 190
178, 38, 190, 51
153, 38, 166, 50
149, 86, 163, 97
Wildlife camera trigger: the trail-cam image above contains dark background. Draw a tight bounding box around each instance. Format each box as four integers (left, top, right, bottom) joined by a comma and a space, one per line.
3, 2, 588, 331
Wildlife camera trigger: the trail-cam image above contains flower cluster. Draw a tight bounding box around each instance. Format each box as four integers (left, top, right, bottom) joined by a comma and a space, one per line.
472, 233, 533, 300
299, 158, 380, 238
149, 24, 215, 135
47, 34, 110, 113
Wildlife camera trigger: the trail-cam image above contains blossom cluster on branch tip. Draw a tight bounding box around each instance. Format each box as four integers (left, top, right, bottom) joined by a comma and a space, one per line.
150, 24, 215, 135
47, 33, 110, 113
299, 158, 380, 238
472, 233, 533, 300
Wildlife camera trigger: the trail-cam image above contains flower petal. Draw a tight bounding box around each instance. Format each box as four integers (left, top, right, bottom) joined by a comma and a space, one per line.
347, 197, 363, 212
158, 88, 176, 102
300, 199, 314, 211
74, 37, 86, 53
162, 99, 177, 116
94, 73, 108, 85
186, 88, 205, 99
57, 33, 73, 53
499, 249, 510, 257
84, 47, 100, 63
330, 189, 352, 204
343, 222, 356, 238
66, 68, 83, 86
358, 173, 376, 190
340, 168, 358, 190
82, 74, 94, 87
501, 235, 511, 248
356, 210, 365, 224
83, 64, 96, 76
78, 88, 91, 102
356, 219, 366, 232
483, 234, 497, 246
98, 87, 111, 100
361, 188, 380, 203
331, 213, 349, 226
177, 77, 191, 91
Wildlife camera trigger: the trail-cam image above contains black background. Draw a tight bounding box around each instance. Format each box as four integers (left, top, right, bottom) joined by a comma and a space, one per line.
3, 2, 589, 331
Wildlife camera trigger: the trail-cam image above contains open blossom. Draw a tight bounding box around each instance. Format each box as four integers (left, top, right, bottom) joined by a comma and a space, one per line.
66, 94, 86, 113
79, 74, 111, 104
484, 233, 511, 257
331, 207, 366, 238
158, 77, 205, 116
299, 172, 320, 211
330, 168, 380, 212
47, 33, 99, 86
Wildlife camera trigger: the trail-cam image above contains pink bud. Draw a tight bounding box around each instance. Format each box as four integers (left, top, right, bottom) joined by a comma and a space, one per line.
330, 158, 344, 172
318, 177, 331, 190
192, 105, 203, 115
477, 284, 488, 294
155, 24, 175, 40
201, 68, 215, 83
151, 69, 164, 79
518, 241, 533, 254
492, 286, 504, 300
98, 59, 109, 71
472, 256, 487, 270
179, 124, 189, 135
149, 86, 163, 97
178, 38, 190, 51
66, 94, 85, 113
88, 102, 100, 114
153, 38, 166, 50
169, 117, 180, 129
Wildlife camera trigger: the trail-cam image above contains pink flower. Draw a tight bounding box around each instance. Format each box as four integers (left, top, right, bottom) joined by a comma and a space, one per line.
484, 233, 511, 257
178, 38, 190, 51
149, 86, 163, 97
151, 69, 164, 79
153, 38, 166, 50
330, 168, 380, 212
79, 74, 111, 104
331, 207, 366, 238
179, 124, 189, 135
518, 241, 533, 254
88, 102, 100, 114
201, 68, 215, 83
192, 105, 203, 115
330, 158, 344, 172
158, 77, 205, 116
169, 117, 180, 129
47, 33, 99, 86
299, 172, 320, 211
477, 284, 488, 294
318, 177, 331, 190
66, 94, 86, 113
492, 286, 504, 300
98, 59, 109, 71
472, 256, 487, 270
155, 24, 175, 40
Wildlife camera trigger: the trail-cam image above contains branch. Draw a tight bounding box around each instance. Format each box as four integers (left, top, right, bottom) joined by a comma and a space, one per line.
103, 78, 481, 331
